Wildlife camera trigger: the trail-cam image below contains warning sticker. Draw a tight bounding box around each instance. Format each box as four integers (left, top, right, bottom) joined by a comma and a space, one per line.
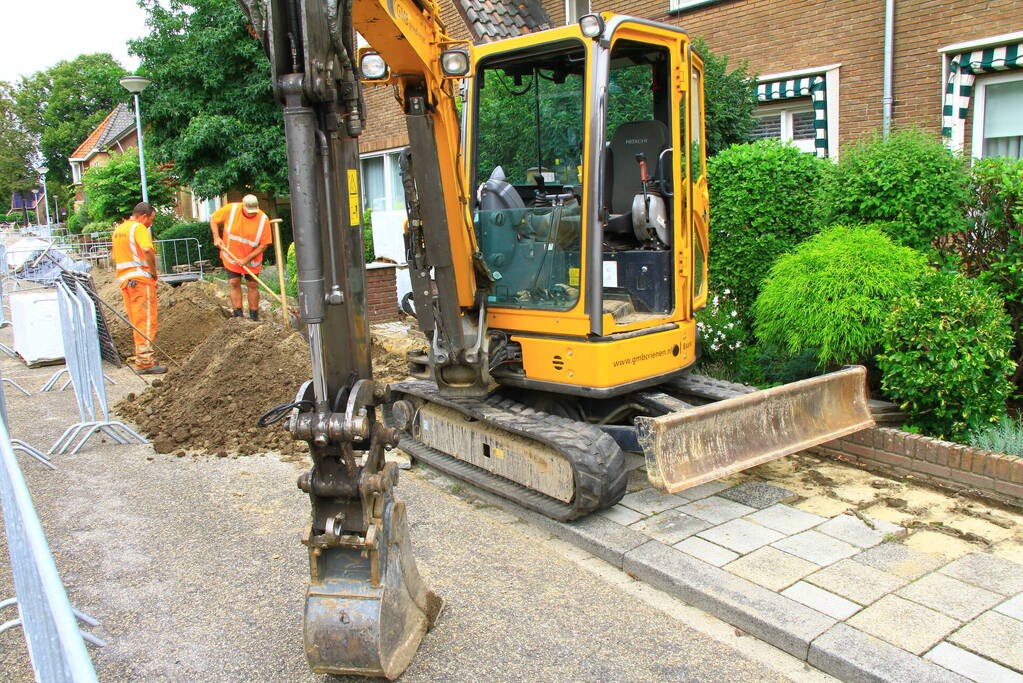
347, 169, 360, 225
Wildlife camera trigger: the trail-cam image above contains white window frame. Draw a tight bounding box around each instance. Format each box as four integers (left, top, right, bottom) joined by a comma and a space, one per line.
970, 70, 1023, 159
752, 101, 817, 153
756, 63, 841, 159
565, 0, 589, 24
668, 0, 722, 13
70, 161, 82, 185
359, 148, 405, 214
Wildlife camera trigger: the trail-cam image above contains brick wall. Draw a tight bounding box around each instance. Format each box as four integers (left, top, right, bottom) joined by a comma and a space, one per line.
366, 263, 400, 323
814, 426, 1023, 509
358, 0, 1023, 155
601, 0, 1022, 152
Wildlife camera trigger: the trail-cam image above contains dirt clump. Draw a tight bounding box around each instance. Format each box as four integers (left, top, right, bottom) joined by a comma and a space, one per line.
93, 270, 231, 364
116, 320, 312, 456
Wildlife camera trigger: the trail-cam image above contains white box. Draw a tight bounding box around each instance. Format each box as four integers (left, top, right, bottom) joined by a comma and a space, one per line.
10, 290, 64, 366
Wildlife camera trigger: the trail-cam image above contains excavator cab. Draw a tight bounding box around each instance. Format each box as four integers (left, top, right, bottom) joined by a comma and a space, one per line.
465, 19, 708, 396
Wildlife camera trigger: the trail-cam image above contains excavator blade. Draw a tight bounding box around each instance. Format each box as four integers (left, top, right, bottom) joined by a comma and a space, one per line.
636, 366, 874, 493
304, 492, 442, 680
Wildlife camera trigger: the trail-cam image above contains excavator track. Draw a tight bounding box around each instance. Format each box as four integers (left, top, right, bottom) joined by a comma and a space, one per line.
389, 380, 628, 521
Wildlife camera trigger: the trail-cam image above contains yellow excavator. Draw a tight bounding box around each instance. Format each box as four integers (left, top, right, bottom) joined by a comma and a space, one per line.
239, 0, 873, 678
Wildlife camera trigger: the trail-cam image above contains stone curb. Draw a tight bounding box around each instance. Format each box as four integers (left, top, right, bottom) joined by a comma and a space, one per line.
808, 624, 969, 683
453, 478, 969, 682
623, 540, 834, 659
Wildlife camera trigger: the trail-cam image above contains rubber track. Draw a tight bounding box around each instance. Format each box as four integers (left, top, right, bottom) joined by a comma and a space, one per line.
390, 380, 628, 521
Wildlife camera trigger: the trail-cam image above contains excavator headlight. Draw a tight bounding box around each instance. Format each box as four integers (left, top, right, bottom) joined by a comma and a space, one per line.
440, 49, 470, 77
360, 52, 388, 80
578, 13, 604, 39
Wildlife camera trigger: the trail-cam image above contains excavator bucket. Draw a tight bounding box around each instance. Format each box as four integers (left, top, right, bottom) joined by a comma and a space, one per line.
304, 491, 443, 680
636, 366, 874, 493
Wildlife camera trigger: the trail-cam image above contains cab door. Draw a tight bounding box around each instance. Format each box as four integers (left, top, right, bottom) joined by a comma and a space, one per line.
688, 50, 709, 312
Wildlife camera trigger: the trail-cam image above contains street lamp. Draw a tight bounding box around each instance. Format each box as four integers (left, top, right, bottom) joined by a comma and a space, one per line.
119, 75, 152, 204
36, 165, 51, 227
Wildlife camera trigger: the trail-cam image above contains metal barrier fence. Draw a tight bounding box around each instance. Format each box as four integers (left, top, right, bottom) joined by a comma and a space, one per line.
0, 237, 205, 291
71, 237, 205, 285
48, 282, 145, 456
0, 370, 51, 470
0, 392, 103, 682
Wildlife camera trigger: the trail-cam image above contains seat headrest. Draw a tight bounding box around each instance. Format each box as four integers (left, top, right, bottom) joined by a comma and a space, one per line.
608, 120, 670, 214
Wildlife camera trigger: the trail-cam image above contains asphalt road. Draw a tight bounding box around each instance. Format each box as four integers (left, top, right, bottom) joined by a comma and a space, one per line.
0, 347, 823, 682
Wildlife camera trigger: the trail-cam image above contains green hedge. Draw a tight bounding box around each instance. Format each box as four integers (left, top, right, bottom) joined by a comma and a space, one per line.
707, 140, 825, 326
818, 129, 971, 251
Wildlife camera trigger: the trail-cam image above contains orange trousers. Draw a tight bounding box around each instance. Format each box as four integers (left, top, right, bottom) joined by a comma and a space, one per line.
120, 280, 158, 369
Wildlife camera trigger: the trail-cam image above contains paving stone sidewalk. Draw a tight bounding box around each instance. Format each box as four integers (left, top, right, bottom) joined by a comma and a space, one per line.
467, 476, 1023, 682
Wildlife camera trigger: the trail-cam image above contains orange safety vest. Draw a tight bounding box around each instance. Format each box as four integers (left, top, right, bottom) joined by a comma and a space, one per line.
216, 203, 270, 269
111, 219, 155, 286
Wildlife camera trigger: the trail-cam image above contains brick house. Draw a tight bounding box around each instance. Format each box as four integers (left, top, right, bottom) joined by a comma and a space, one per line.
354, 1, 1022, 302
68, 103, 140, 206
68, 103, 215, 221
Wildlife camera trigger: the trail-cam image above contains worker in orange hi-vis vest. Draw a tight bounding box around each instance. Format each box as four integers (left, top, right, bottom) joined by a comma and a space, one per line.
209, 194, 273, 321
111, 202, 166, 374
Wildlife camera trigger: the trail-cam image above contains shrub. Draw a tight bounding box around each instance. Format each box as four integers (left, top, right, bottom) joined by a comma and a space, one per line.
81, 150, 175, 224
66, 206, 89, 234
695, 290, 747, 364
707, 140, 825, 325
818, 129, 971, 251
753, 224, 929, 367
878, 270, 1014, 441
286, 242, 297, 298
158, 221, 219, 268
940, 156, 1023, 389
82, 221, 112, 236
970, 418, 1023, 457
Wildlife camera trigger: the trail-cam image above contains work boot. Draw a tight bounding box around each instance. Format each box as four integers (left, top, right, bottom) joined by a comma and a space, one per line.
233, 308, 243, 317
249, 309, 259, 321
137, 365, 168, 375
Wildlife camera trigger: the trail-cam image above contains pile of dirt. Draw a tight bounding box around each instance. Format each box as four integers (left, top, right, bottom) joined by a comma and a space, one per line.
94, 272, 230, 364
114, 315, 422, 457
116, 320, 313, 456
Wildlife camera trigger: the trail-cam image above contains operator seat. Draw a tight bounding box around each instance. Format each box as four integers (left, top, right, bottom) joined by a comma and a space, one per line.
604, 120, 670, 236
478, 166, 526, 211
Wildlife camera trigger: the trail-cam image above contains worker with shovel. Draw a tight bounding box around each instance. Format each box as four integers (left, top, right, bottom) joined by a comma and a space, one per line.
210, 194, 273, 321
112, 202, 166, 374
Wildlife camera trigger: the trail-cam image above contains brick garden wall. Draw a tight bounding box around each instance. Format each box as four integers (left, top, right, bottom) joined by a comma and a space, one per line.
366, 263, 400, 324
814, 427, 1023, 509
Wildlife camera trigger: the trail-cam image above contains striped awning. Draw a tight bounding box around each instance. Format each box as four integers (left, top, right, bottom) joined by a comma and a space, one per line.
756, 75, 829, 158
757, 77, 819, 101
941, 42, 1023, 150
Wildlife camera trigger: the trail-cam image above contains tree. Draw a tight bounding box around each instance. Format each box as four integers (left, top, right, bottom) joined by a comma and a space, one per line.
13, 54, 128, 186
0, 82, 35, 205
81, 150, 175, 224
692, 38, 759, 157
130, 0, 288, 199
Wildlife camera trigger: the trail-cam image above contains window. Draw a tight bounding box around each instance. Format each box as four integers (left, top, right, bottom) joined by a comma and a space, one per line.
751, 101, 816, 153
565, 0, 589, 24
360, 150, 406, 213
972, 72, 1023, 159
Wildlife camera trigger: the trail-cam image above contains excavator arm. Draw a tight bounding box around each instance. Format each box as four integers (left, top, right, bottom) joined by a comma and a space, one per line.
237, 0, 451, 677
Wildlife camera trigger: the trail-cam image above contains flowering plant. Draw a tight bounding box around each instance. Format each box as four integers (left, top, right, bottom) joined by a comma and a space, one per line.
695, 290, 748, 363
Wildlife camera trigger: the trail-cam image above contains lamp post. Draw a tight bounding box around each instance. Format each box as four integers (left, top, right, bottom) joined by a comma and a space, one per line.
36, 165, 51, 227
119, 75, 152, 204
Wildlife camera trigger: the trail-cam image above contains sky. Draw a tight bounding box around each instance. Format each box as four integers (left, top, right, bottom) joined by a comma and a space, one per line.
1, 0, 148, 84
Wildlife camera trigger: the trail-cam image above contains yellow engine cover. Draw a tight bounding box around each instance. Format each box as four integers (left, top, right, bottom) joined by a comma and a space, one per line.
512, 321, 697, 390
